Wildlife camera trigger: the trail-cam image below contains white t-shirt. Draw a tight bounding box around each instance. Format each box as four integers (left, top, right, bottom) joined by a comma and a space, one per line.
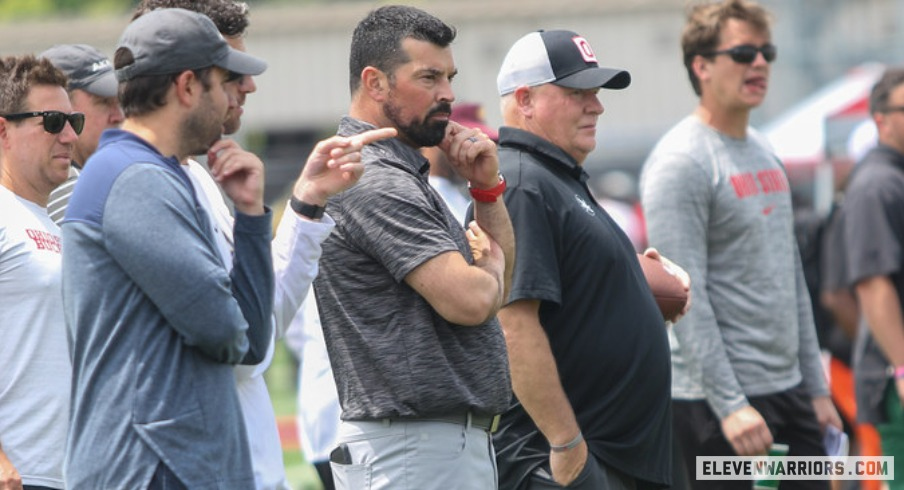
186, 159, 335, 490
283, 287, 341, 464
0, 184, 69, 489
185, 160, 288, 490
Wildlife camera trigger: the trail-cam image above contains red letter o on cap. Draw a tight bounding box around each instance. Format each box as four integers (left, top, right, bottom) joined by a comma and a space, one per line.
572, 36, 598, 63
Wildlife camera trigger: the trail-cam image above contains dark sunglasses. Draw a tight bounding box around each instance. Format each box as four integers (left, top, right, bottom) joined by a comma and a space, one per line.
701, 43, 777, 64
1, 110, 85, 135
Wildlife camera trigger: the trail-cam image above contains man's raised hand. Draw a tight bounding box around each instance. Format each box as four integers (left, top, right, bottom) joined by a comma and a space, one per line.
292, 127, 398, 208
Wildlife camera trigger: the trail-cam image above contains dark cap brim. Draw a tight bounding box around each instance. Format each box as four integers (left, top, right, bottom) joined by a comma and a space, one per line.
220, 49, 267, 76
81, 71, 119, 98
553, 67, 631, 90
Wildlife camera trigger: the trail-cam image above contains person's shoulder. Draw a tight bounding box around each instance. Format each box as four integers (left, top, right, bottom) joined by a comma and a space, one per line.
645, 117, 711, 168
651, 116, 705, 149
0, 187, 19, 240
848, 165, 904, 205
356, 159, 419, 193
498, 147, 559, 193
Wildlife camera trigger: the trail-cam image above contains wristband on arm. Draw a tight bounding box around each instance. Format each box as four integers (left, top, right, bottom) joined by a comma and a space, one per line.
468, 174, 506, 203
290, 195, 325, 220
894, 365, 904, 380
549, 431, 583, 453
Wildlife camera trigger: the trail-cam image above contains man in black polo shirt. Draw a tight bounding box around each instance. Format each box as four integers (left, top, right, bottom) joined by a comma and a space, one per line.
841, 67, 904, 490
492, 30, 683, 489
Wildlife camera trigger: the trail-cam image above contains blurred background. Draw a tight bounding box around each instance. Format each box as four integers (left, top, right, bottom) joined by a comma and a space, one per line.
1, 0, 898, 215
3, 0, 898, 487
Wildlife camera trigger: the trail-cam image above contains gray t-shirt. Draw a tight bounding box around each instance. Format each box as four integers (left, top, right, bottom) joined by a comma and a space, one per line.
313, 116, 511, 420
640, 115, 828, 419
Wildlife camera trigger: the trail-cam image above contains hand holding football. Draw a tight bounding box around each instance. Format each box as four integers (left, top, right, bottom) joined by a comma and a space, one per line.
638, 254, 688, 322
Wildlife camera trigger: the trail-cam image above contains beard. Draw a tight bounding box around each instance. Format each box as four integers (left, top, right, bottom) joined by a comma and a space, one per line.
182, 90, 225, 156
383, 94, 450, 148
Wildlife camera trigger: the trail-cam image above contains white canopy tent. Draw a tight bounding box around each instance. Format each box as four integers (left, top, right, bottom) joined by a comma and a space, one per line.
761, 62, 884, 166
760, 62, 884, 214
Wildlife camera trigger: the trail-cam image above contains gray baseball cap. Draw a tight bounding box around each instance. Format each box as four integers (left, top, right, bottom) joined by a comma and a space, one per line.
40, 44, 118, 98
115, 7, 267, 82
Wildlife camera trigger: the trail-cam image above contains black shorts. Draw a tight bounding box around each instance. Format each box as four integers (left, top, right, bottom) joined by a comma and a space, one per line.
673, 385, 829, 490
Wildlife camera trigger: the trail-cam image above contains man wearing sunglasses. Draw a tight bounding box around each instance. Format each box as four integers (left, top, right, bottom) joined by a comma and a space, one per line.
41, 44, 124, 225
0, 54, 80, 490
640, 0, 842, 488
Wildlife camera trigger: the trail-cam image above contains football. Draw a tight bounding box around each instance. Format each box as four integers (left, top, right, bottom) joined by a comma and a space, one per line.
638, 255, 688, 321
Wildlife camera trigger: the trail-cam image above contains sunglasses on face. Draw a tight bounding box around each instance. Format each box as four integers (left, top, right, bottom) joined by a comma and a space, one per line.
701, 43, 777, 64
1, 110, 85, 135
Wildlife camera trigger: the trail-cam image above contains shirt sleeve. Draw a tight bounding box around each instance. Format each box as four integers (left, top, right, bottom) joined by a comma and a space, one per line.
271, 204, 335, 337
501, 181, 561, 306
843, 176, 903, 285
103, 165, 273, 365
641, 152, 748, 419
343, 169, 461, 283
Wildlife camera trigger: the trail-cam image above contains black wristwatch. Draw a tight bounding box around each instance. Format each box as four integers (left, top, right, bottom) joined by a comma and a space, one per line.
290, 195, 325, 220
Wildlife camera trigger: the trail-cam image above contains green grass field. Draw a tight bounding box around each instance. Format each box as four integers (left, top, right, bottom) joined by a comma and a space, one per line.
265, 339, 325, 490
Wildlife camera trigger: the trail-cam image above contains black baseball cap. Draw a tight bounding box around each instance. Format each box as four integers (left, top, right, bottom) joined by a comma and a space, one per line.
497, 29, 630, 96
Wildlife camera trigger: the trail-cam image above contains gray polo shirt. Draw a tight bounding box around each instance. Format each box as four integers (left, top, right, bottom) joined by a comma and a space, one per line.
313, 116, 511, 420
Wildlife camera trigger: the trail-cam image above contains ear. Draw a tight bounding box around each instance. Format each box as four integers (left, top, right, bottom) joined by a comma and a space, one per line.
361, 66, 389, 102
692, 55, 710, 86
513, 86, 534, 116
172, 70, 199, 107
874, 112, 888, 139
0, 118, 10, 150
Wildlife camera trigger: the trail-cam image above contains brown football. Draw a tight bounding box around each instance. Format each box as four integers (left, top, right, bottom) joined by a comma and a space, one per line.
638, 255, 688, 321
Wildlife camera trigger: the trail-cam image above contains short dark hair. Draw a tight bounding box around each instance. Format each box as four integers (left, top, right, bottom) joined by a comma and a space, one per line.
132, 0, 250, 37
0, 55, 68, 115
870, 67, 904, 115
349, 5, 456, 95
681, 0, 772, 96
114, 47, 213, 118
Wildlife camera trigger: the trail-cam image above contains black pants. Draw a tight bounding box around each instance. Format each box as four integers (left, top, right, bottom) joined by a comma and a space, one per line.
314, 460, 336, 490
147, 462, 189, 490
526, 454, 636, 490
673, 385, 829, 490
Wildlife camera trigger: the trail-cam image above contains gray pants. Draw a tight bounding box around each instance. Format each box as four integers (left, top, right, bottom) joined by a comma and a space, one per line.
331, 418, 498, 490
527, 455, 637, 490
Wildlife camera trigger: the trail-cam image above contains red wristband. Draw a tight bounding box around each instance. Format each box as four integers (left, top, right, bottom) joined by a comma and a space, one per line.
895, 366, 904, 380
469, 174, 506, 203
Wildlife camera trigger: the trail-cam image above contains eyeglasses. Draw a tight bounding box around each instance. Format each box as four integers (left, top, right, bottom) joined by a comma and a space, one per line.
701, 43, 777, 64
1, 111, 85, 135
882, 106, 904, 114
